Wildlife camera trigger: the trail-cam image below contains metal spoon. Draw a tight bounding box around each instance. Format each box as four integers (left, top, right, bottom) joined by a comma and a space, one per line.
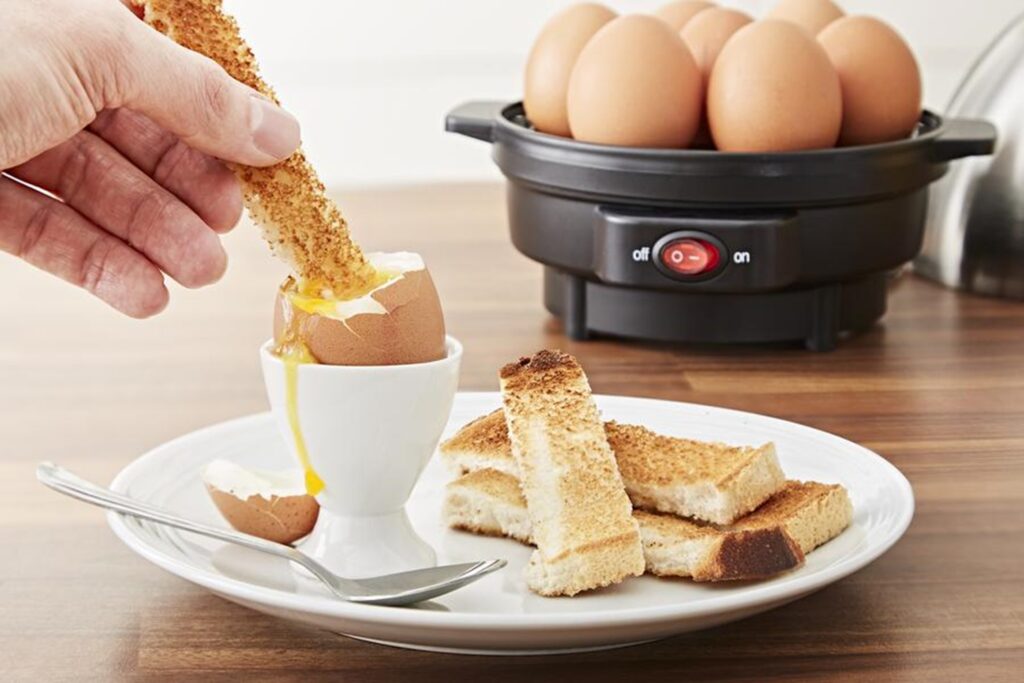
37, 462, 505, 606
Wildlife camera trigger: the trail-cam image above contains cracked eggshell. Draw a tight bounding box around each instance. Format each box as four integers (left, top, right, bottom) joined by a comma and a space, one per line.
274, 252, 446, 366
203, 459, 319, 544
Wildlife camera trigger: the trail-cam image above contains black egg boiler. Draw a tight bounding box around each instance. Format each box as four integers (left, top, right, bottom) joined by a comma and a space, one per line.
446, 101, 996, 350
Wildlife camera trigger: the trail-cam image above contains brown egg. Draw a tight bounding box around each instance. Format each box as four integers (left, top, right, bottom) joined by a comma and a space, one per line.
819, 16, 922, 145
655, 1, 715, 32
682, 7, 753, 86
203, 460, 319, 544
524, 3, 617, 137
274, 252, 446, 366
708, 20, 842, 152
767, 0, 843, 35
567, 14, 703, 148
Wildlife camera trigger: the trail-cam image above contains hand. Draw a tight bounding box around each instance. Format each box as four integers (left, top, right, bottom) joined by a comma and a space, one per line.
0, 0, 301, 317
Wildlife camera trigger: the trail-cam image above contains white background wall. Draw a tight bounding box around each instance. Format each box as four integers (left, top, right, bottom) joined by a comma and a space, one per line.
222, 0, 1023, 188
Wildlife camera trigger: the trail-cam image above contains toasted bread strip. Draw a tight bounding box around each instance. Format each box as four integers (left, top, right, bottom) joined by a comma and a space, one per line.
133, 0, 376, 294
736, 480, 854, 555
443, 469, 533, 544
444, 471, 852, 581
608, 422, 785, 525
499, 351, 645, 596
440, 410, 520, 477
440, 411, 786, 525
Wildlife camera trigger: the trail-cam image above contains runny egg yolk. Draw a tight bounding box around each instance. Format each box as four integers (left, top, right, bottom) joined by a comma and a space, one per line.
272, 272, 393, 496
280, 342, 325, 496
274, 279, 333, 496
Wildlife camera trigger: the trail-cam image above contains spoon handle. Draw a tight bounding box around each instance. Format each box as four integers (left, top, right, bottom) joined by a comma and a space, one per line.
36, 462, 305, 564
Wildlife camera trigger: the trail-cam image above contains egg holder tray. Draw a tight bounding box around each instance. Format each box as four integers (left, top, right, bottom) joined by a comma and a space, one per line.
446, 101, 996, 350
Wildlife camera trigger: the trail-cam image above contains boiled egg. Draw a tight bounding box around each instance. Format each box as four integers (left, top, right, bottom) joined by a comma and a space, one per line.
567, 14, 703, 148
818, 16, 922, 145
524, 3, 617, 137
203, 459, 319, 544
654, 1, 715, 32
273, 252, 446, 366
767, 0, 843, 35
682, 7, 753, 86
708, 20, 842, 152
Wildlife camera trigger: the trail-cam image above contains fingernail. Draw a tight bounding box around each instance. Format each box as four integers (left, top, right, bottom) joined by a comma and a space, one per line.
249, 96, 301, 160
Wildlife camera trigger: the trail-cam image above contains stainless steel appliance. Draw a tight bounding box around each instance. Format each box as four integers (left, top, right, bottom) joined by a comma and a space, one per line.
916, 13, 1024, 297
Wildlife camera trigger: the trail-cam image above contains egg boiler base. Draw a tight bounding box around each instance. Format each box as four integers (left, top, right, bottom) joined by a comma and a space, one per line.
446, 101, 996, 350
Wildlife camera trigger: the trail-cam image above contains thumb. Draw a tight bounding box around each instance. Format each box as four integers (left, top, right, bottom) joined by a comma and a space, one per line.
116, 21, 301, 167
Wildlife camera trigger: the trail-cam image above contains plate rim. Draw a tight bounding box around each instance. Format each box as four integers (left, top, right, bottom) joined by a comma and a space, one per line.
108, 391, 914, 631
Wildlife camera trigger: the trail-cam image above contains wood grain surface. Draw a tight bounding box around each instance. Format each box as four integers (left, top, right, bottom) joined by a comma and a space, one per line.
1, 183, 1022, 681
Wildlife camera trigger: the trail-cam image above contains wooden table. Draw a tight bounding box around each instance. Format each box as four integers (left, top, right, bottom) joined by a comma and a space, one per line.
2, 183, 1022, 681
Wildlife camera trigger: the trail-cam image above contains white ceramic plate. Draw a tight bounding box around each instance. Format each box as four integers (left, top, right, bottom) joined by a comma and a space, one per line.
108, 392, 913, 655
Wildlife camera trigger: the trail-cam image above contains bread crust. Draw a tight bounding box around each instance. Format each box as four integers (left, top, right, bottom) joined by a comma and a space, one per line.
439, 409, 516, 473
444, 470, 852, 582
607, 422, 785, 524
500, 351, 645, 596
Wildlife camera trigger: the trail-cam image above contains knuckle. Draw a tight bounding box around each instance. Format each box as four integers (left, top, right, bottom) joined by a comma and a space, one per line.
125, 190, 174, 256
54, 137, 94, 204
194, 63, 237, 127
18, 203, 58, 260
78, 235, 118, 295
151, 140, 192, 188
71, 6, 138, 106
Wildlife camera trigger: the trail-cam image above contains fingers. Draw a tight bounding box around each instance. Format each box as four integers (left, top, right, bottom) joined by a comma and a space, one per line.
9, 131, 228, 289
0, 175, 168, 318
89, 109, 242, 233
116, 19, 302, 167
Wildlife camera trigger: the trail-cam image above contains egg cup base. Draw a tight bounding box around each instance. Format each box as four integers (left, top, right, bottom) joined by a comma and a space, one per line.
297, 507, 437, 578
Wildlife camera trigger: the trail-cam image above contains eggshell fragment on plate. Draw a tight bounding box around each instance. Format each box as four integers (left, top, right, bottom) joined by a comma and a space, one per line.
654, 1, 715, 32
708, 20, 842, 152
767, 0, 844, 35
819, 15, 922, 146
567, 14, 703, 148
524, 3, 617, 137
273, 252, 446, 366
203, 459, 319, 544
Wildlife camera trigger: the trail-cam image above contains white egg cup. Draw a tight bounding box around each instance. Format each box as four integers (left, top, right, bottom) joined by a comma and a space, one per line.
260, 336, 462, 578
